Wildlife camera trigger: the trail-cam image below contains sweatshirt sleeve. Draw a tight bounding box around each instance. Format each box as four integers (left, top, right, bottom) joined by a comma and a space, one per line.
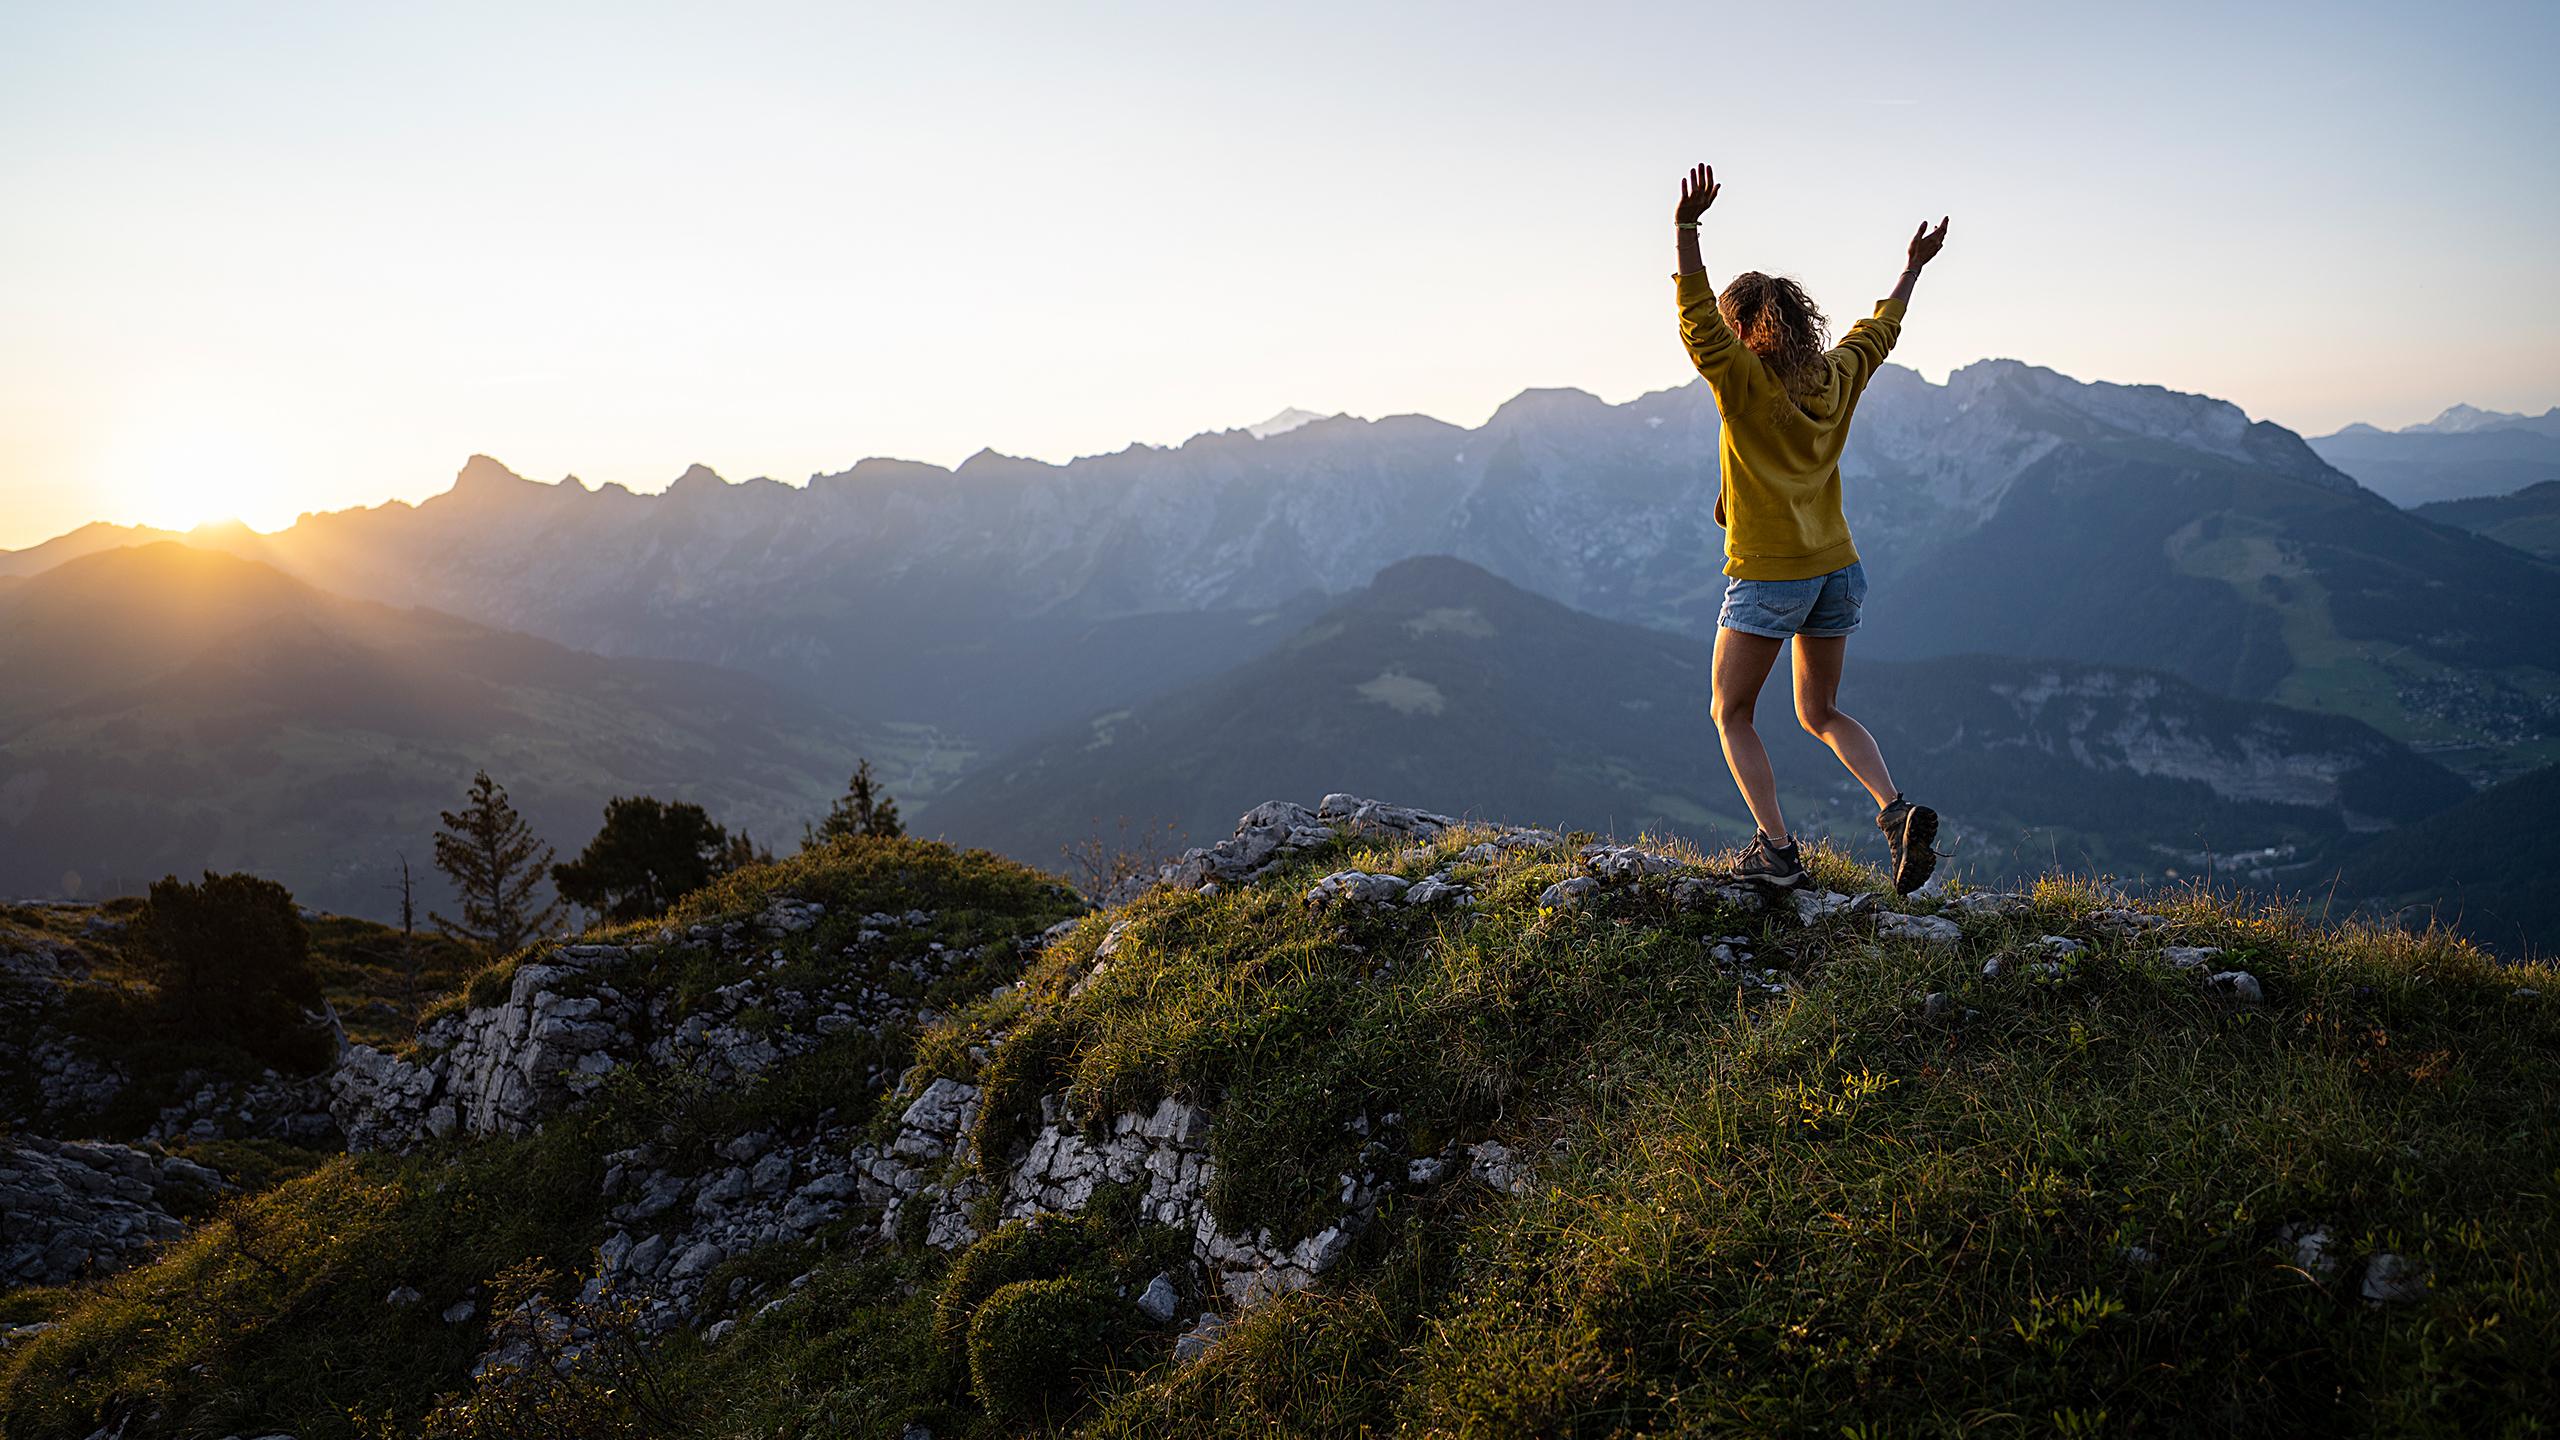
1675, 270, 1748, 386
1827, 298, 1908, 394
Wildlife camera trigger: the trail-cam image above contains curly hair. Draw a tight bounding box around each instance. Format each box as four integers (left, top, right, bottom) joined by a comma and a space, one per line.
1718, 272, 1831, 410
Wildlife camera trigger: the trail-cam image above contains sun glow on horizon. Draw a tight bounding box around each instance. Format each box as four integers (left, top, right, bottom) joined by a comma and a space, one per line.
93, 405, 292, 537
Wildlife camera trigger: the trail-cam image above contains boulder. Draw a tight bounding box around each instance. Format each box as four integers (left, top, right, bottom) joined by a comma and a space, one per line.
1538, 877, 1599, 909
1876, 912, 1962, 947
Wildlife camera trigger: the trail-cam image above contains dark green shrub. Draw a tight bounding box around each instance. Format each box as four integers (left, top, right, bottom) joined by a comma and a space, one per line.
138, 871, 333, 1072
932, 1214, 1099, 1365
965, 1275, 1134, 1424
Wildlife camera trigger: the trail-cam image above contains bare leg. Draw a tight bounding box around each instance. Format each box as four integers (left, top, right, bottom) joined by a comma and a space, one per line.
1711, 628, 1791, 840
1791, 634, 1897, 808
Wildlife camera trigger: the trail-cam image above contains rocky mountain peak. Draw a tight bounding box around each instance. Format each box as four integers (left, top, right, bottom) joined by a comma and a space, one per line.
1485, 387, 1610, 431
668, 463, 729, 496
2411, 403, 2525, 434
1246, 407, 1327, 439
450, 453, 533, 496
1934, 359, 2352, 493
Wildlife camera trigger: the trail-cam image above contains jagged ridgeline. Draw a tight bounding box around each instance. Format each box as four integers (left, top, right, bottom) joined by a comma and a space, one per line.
3, 799, 2557, 1436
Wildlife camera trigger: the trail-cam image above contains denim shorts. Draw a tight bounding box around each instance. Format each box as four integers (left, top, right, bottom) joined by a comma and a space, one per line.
1719, 560, 1868, 639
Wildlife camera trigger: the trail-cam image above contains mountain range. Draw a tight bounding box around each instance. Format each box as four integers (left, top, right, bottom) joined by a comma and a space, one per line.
2307, 404, 2560, 507
10, 364, 2555, 784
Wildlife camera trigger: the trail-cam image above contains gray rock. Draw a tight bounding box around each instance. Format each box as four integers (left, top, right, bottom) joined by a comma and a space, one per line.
1173, 1311, 1227, 1365
2208, 971, 2265, 1005
2162, 946, 2224, 969
702, 1318, 737, 1344
892, 1078, 982, 1163
2087, 906, 2166, 937
1305, 871, 1413, 908
385, 1286, 423, 1306
2279, 1223, 2337, 1278
1940, 891, 2029, 919
1538, 877, 1599, 909
748, 1152, 794, 1194
2362, 1252, 2427, 1305
2041, 936, 2087, 957
1877, 912, 1963, 946
442, 1299, 478, 1324
0, 1135, 220, 1287
669, 1241, 726, 1279
1136, 1272, 1181, 1323
1407, 1156, 1449, 1186
1579, 843, 1684, 881
1467, 1141, 1532, 1195
1793, 889, 1859, 926
1403, 876, 1473, 907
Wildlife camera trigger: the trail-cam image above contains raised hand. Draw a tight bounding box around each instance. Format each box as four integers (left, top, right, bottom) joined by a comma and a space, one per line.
1676, 163, 1721, 225
1906, 216, 1950, 268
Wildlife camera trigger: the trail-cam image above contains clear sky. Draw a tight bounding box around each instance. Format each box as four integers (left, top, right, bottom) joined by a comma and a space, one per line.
4, 0, 2555, 549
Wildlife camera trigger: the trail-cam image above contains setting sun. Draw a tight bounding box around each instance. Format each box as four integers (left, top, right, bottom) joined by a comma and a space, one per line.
93, 406, 274, 535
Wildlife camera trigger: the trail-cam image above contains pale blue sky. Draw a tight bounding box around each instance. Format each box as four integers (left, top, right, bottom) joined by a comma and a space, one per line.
3, 0, 2554, 547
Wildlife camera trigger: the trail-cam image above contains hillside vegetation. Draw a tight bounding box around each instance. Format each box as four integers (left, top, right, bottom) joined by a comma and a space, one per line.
3, 802, 2554, 1438
2336, 763, 2560, 960
2413, 480, 2560, 562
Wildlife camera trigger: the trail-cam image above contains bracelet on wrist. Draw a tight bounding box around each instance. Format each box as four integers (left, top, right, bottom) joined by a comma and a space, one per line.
1677, 220, 1701, 231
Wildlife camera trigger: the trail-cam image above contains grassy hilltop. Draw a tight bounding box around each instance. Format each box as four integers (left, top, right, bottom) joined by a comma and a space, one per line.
3, 811, 2556, 1438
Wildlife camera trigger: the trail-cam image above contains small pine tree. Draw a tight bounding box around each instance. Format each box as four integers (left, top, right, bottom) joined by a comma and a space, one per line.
804, 759, 905, 850
552, 795, 732, 922
431, 770, 562, 956
139, 871, 333, 1072
720, 829, 773, 874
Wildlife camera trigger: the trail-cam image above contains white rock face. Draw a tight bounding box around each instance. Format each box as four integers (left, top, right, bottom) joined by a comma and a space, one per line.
328, 902, 973, 1152
881, 1086, 1382, 1310
329, 948, 642, 1151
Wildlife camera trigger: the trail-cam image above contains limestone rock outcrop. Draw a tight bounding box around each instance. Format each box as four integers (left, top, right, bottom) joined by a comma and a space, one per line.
0, 1136, 223, 1287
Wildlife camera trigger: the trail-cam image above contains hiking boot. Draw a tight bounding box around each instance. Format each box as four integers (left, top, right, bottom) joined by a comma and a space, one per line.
1736, 831, 1807, 890
1876, 794, 1940, 895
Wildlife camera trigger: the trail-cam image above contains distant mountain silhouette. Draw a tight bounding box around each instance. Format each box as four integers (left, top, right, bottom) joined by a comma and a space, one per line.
925, 556, 2465, 888
2308, 405, 2560, 506
0, 520, 188, 578
0, 544, 885, 918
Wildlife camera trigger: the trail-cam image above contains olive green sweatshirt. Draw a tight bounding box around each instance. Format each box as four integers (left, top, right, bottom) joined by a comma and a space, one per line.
1675, 269, 1906, 580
